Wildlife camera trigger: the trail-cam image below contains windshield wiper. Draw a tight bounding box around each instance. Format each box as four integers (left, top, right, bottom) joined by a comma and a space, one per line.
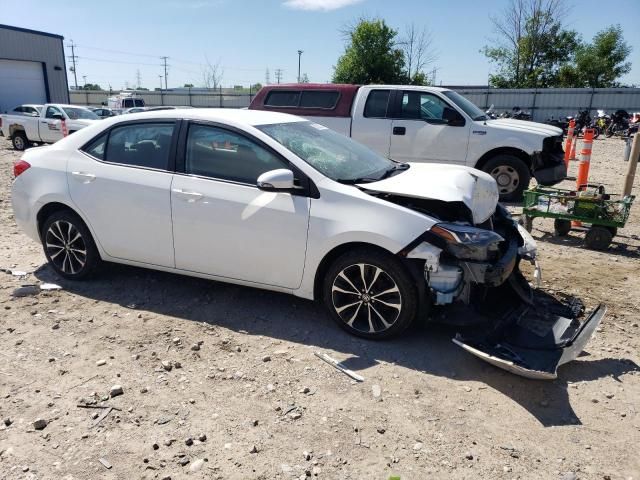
337, 163, 409, 185
336, 177, 380, 184
378, 163, 410, 180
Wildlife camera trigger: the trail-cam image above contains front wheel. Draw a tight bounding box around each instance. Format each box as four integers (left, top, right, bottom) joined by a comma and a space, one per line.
41, 210, 101, 279
482, 154, 531, 202
322, 248, 418, 340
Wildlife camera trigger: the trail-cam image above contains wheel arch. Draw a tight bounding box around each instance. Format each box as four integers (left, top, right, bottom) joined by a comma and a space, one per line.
37, 202, 88, 240
474, 147, 532, 172
9, 124, 26, 137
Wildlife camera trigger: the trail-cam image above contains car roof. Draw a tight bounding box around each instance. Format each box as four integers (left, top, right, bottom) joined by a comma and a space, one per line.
118, 108, 304, 126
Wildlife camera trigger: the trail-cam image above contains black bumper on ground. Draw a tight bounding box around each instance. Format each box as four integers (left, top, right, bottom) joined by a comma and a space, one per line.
531, 151, 567, 186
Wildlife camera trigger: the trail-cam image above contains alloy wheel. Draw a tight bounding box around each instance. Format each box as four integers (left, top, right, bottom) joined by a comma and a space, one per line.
45, 220, 87, 275
13, 136, 25, 150
490, 165, 520, 195
331, 263, 402, 334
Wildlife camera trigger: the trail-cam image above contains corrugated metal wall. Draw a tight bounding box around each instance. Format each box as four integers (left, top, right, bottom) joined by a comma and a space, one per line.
455, 88, 640, 121
0, 25, 69, 104
70, 90, 254, 109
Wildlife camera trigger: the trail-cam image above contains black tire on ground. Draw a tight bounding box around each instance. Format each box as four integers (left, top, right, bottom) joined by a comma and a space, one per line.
519, 215, 533, 232
12, 131, 30, 151
322, 248, 418, 340
584, 226, 613, 251
41, 210, 101, 280
482, 154, 531, 202
553, 219, 572, 236
606, 226, 618, 238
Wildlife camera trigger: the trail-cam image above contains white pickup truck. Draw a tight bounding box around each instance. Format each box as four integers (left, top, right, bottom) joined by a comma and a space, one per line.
0, 104, 100, 151
250, 84, 566, 200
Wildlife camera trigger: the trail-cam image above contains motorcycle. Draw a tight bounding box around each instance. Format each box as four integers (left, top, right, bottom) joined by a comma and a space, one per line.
605, 110, 631, 138
595, 109, 610, 133
485, 104, 498, 119
567, 109, 600, 139
510, 106, 532, 121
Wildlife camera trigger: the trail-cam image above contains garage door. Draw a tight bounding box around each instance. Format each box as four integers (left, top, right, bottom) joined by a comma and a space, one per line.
0, 59, 47, 113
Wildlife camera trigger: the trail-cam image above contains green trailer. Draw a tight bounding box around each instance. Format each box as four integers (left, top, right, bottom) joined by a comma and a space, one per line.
520, 185, 635, 250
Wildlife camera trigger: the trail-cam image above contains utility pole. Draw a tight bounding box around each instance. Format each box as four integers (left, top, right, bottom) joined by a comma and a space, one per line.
265, 68, 270, 85
160, 56, 169, 89
158, 74, 163, 90
136, 69, 142, 90
275, 69, 283, 84
297, 50, 303, 83
67, 40, 79, 89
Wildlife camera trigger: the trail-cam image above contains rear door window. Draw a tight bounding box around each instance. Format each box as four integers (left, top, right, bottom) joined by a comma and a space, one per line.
364, 90, 390, 118
104, 123, 175, 170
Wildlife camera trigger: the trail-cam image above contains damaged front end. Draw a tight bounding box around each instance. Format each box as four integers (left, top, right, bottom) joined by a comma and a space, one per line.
403, 205, 604, 380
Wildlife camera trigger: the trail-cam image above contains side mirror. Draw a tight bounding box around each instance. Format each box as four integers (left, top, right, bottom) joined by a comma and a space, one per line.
257, 169, 296, 191
443, 107, 465, 127
51, 113, 64, 120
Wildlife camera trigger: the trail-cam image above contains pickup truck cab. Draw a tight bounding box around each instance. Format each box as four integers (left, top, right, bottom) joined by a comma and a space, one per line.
0, 104, 100, 151
250, 84, 566, 200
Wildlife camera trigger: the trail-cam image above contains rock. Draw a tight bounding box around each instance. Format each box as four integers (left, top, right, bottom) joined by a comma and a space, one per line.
172, 337, 181, 345
189, 398, 195, 404
249, 445, 258, 454
152, 443, 159, 450
303, 451, 312, 461
604, 393, 615, 399
236, 346, 242, 352
174, 361, 182, 369
262, 355, 271, 362
291, 412, 302, 420
178, 457, 189, 466
251, 420, 259, 427
198, 433, 207, 442
109, 385, 124, 398
185, 437, 194, 446
372, 384, 381, 398
12, 285, 40, 297
22, 466, 29, 472
96, 359, 107, 367
33, 418, 48, 430
140, 387, 148, 394
190, 459, 205, 472
267, 384, 275, 392
376, 427, 386, 434
413, 442, 423, 451
4, 418, 12, 426
48, 357, 56, 362
161, 361, 173, 371
465, 452, 474, 460
503, 466, 512, 472
300, 387, 310, 394
164, 439, 174, 446
312, 466, 321, 476
190, 344, 200, 351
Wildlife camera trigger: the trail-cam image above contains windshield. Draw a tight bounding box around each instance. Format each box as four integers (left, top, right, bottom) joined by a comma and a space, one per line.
442, 91, 486, 121
62, 107, 99, 120
257, 121, 398, 183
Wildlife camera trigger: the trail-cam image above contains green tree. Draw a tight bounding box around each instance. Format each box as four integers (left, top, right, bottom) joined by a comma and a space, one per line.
558, 25, 632, 87
81, 83, 102, 90
183, 83, 194, 88
333, 18, 406, 84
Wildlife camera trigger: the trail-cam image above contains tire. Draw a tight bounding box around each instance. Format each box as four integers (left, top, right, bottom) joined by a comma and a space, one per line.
606, 226, 618, 238
482, 154, 531, 202
41, 210, 101, 280
12, 131, 30, 151
605, 126, 614, 138
322, 248, 418, 340
584, 226, 612, 251
553, 219, 572, 237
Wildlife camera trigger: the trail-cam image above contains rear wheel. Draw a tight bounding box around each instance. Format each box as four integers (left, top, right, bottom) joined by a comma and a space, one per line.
12, 131, 29, 151
322, 248, 418, 340
553, 219, 572, 236
584, 226, 612, 251
41, 210, 101, 279
482, 154, 531, 202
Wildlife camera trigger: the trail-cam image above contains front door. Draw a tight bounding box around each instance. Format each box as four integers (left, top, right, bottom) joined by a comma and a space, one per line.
389, 90, 470, 164
171, 123, 310, 289
67, 121, 177, 267
40, 105, 65, 143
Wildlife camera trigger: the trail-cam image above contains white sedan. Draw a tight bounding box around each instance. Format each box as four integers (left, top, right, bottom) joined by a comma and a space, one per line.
11, 109, 604, 379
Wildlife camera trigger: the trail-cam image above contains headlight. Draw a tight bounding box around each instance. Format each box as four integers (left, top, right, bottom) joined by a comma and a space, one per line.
429, 223, 504, 261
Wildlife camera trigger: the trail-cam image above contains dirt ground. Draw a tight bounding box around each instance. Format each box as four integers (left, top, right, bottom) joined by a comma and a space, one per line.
0, 134, 638, 480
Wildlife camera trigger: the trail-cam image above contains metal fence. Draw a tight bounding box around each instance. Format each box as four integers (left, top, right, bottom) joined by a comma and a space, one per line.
69, 89, 254, 109
70, 87, 640, 121
453, 87, 640, 122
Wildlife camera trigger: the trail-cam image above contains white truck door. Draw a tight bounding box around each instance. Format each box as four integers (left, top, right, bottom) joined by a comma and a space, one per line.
350, 89, 393, 158
389, 90, 470, 165
40, 106, 65, 143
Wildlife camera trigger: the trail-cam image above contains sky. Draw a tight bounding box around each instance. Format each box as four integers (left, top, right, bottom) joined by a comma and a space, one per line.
2, 0, 639, 90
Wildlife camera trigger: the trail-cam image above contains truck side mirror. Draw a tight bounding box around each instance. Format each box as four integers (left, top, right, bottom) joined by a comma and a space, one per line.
443, 107, 465, 127
51, 113, 64, 120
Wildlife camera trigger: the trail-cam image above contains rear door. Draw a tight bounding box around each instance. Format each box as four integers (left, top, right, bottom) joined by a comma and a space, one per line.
68, 121, 177, 267
350, 89, 393, 157
389, 90, 470, 164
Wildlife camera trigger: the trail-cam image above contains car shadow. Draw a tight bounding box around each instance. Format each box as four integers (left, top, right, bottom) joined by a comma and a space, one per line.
535, 231, 640, 259
34, 262, 639, 428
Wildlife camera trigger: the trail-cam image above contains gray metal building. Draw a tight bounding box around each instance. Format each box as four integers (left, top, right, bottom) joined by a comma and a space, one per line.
0, 24, 69, 113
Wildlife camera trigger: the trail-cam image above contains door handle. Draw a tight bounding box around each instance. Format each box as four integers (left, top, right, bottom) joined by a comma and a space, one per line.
392, 126, 406, 135
71, 171, 96, 183
172, 189, 204, 202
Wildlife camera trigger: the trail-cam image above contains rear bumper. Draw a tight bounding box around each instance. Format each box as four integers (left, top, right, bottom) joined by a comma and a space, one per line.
532, 151, 567, 186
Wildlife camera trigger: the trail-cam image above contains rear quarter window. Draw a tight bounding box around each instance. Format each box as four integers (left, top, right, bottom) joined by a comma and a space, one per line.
265, 91, 300, 107
299, 91, 339, 109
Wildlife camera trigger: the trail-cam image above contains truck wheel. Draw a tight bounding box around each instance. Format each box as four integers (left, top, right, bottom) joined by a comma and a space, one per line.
553, 219, 572, 236
12, 131, 30, 151
584, 226, 612, 251
482, 155, 530, 202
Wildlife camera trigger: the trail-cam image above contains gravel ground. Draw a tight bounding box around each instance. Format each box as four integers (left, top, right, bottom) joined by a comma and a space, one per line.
0, 135, 639, 480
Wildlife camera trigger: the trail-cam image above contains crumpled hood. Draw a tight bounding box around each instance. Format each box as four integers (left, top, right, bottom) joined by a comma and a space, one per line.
487, 118, 563, 136
358, 163, 499, 224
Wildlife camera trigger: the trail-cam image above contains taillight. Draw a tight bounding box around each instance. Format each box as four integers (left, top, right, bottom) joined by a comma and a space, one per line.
13, 160, 31, 178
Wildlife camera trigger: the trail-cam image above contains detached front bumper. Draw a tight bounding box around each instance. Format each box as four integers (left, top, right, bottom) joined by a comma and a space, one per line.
532, 151, 567, 186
